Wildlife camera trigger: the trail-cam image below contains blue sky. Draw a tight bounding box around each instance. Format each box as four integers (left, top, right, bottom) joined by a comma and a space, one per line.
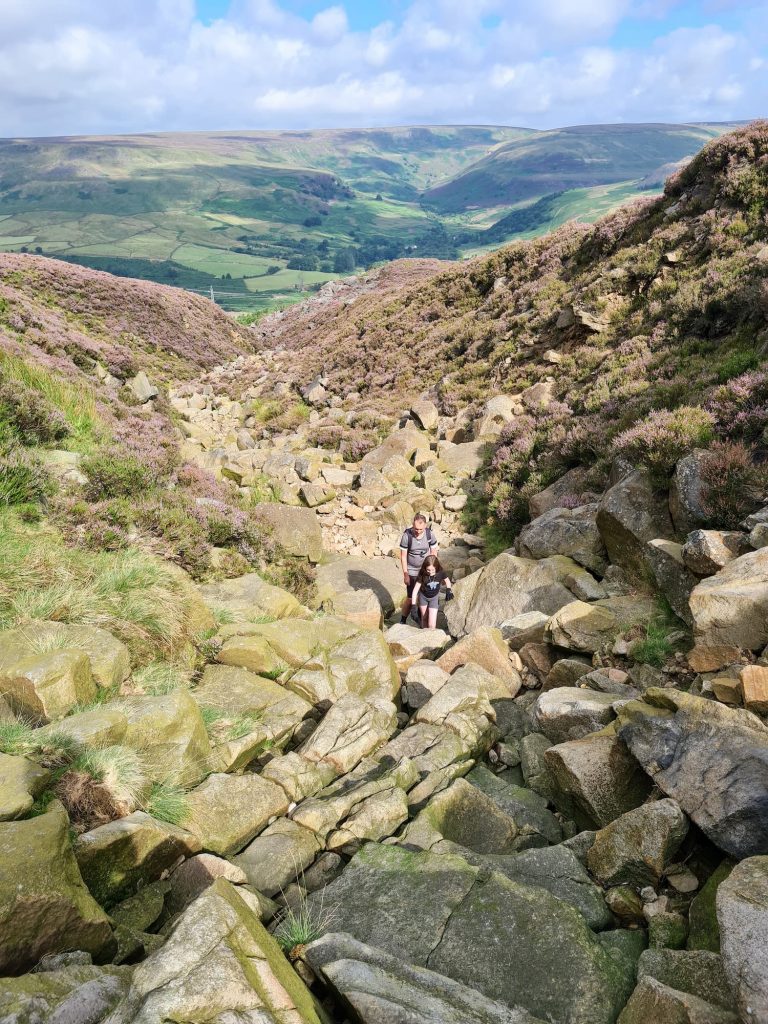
0, 1, 766, 136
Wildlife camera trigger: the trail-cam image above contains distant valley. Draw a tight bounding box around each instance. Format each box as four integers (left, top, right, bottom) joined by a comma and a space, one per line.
0, 122, 740, 312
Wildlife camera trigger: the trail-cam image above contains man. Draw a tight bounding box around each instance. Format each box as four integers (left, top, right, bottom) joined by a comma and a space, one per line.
399, 513, 438, 624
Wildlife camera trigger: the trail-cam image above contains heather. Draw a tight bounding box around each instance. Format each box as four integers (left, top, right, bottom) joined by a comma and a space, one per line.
244, 121, 768, 538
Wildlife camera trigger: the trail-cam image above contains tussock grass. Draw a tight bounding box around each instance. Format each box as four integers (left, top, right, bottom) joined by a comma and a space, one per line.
56, 744, 146, 831
0, 716, 81, 767
144, 781, 189, 826
200, 704, 266, 742
0, 514, 194, 663
132, 662, 191, 696
632, 599, 687, 668
273, 884, 337, 955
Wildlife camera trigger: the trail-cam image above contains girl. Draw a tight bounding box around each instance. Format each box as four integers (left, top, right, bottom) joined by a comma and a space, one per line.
411, 554, 453, 629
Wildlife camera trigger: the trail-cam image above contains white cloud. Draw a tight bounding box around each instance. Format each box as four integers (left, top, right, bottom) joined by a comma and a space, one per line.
0, 0, 764, 136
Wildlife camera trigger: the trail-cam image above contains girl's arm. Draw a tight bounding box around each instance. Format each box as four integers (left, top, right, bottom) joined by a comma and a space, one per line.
444, 577, 454, 600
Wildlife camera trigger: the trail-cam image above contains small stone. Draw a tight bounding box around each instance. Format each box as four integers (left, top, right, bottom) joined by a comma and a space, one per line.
712, 676, 743, 706
740, 664, 768, 714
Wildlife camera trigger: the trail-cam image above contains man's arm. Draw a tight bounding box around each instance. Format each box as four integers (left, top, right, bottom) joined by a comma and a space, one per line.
429, 531, 439, 557
399, 532, 410, 584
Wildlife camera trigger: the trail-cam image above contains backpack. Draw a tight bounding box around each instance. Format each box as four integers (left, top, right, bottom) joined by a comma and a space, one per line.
407, 526, 436, 553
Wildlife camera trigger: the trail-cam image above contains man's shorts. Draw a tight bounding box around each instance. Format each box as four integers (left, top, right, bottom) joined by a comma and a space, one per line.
406, 577, 419, 599
418, 592, 440, 610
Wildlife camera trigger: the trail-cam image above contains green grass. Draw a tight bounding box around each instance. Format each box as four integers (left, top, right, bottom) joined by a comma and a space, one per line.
273, 885, 337, 953
144, 781, 189, 825
0, 351, 99, 449
0, 513, 196, 663
73, 745, 146, 809
632, 600, 686, 668
132, 662, 191, 696
0, 716, 81, 766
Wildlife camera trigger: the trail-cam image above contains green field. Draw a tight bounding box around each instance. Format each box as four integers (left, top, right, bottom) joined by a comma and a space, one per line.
0, 122, 741, 311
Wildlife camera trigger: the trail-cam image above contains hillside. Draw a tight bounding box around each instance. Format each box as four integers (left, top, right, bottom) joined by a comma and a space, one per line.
423, 122, 738, 213
0, 122, 738, 311
2, 123, 768, 1024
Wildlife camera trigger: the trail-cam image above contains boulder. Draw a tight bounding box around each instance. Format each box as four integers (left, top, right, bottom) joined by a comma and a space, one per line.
298, 694, 397, 774
670, 450, 710, 536
544, 727, 652, 830
587, 799, 689, 887
438, 441, 486, 479
165, 853, 250, 918
127, 370, 158, 403
546, 600, 619, 653
113, 878, 325, 1022
682, 530, 751, 577
517, 504, 607, 575
617, 976, 737, 1023
465, 765, 562, 846
544, 656, 592, 690
436, 627, 521, 693
260, 751, 337, 803
286, 626, 400, 704
0, 802, 115, 973
741, 664, 768, 715
0, 964, 131, 1023
689, 547, 768, 653
119, 690, 211, 787
618, 688, 768, 858
637, 948, 735, 1011
529, 466, 591, 520
38, 706, 128, 748
645, 539, 697, 625
306, 931, 544, 1023
688, 861, 734, 952
717, 855, 768, 1023
310, 842, 637, 1024
193, 664, 311, 772
198, 571, 303, 622
403, 660, 451, 709
315, 554, 406, 618
411, 399, 440, 431
501, 611, 550, 649
533, 688, 620, 744
596, 469, 674, 575
183, 773, 289, 855
234, 818, 322, 897
325, 586, 383, 631
0, 622, 130, 689
0, 649, 96, 723
0, 752, 50, 821
445, 553, 576, 637
74, 810, 201, 908
385, 623, 451, 671
413, 663, 508, 751
252, 502, 323, 562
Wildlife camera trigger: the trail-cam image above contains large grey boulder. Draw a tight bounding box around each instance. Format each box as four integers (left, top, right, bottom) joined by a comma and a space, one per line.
466, 765, 562, 845
617, 976, 737, 1023
682, 530, 751, 577
111, 878, 325, 1022
717, 855, 768, 1023
689, 547, 768, 653
0, 802, 115, 973
529, 467, 591, 519
670, 449, 710, 536
315, 554, 406, 618
645, 539, 697, 626
445, 553, 576, 636
546, 600, 620, 653
533, 688, 620, 744
199, 571, 303, 622
119, 690, 211, 787
618, 688, 768, 858
413, 663, 508, 752
297, 693, 397, 774
305, 932, 545, 1024
182, 772, 289, 856
596, 469, 674, 576
544, 727, 652, 830
74, 811, 201, 908
253, 502, 324, 562
234, 818, 321, 897
587, 798, 689, 888
517, 504, 607, 575
0, 622, 130, 689
310, 842, 637, 1024
435, 626, 522, 693
0, 964, 132, 1023
637, 949, 735, 1011
0, 752, 50, 821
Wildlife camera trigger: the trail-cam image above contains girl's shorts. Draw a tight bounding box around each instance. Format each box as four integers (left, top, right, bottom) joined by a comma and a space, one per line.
418, 593, 440, 610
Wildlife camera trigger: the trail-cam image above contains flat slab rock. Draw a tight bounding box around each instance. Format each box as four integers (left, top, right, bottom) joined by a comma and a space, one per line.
308, 842, 638, 1024
306, 932, 545, 1024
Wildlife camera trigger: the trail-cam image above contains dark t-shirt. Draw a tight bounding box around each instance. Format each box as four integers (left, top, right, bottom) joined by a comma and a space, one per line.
420, 571, 447, 599
399, 527, 437, 576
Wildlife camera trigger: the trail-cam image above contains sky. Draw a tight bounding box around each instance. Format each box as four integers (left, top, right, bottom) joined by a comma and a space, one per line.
0, 0, 766, 137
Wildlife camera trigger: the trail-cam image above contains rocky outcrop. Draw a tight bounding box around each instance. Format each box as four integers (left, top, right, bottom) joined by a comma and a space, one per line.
689, 547, 768, 654
596, 469, 674, 576
717, 856, 768, 1023
253, 502, 324, 562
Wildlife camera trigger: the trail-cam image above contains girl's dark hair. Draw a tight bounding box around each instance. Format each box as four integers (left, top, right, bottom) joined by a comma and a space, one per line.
417, 554, 442, 583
